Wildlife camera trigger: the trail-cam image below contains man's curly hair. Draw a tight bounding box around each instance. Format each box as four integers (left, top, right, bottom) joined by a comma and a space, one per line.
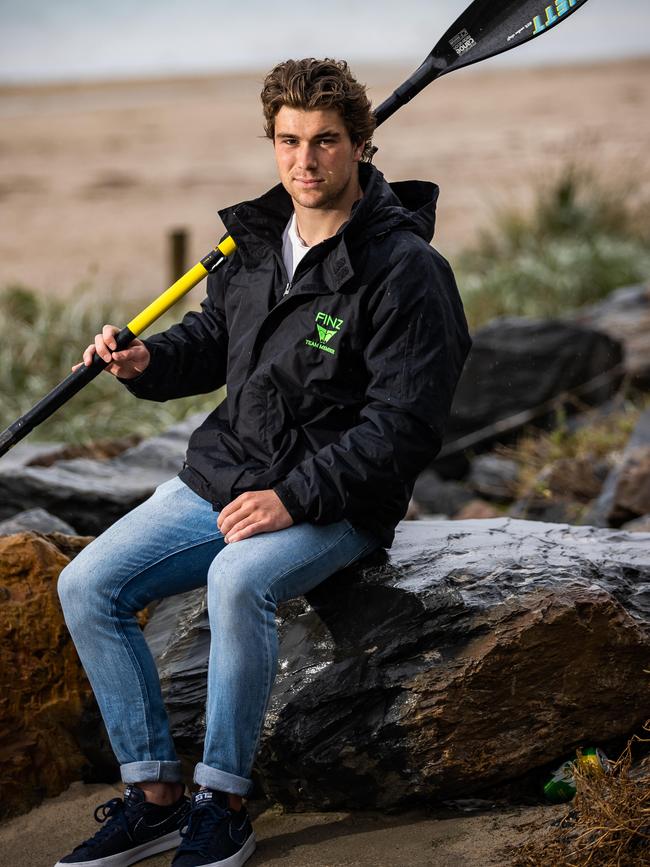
261, 58, 376, 161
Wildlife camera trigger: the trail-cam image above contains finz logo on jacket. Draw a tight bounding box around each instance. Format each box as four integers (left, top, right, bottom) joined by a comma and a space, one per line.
305, 311, 344, 355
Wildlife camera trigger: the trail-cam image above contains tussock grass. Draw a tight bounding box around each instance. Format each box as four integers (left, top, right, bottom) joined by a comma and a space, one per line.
509, 721, 650, 866
0, 285, 216, 444
497, 399, 646, 503
457, 166, 650, 328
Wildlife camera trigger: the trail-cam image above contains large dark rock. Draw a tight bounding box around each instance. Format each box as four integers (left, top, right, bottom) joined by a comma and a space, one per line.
0, 412, 208, 535
437, 318, 623, 468
144, 518, 650, 810
411, 470, 474, 517
467, 454, 519, 501
573, 283, 650, 388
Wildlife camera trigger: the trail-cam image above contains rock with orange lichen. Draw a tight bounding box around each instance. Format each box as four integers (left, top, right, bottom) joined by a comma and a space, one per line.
0, 531, 94, 819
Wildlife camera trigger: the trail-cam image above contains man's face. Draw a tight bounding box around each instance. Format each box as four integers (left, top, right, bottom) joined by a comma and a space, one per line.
273, 106, 364, 211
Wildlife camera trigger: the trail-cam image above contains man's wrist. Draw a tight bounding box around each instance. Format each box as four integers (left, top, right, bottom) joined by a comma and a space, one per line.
117, 339, 156, 386
273, 481, 307, 524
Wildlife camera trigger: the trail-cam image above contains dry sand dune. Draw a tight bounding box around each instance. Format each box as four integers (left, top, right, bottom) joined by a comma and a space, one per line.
1, 58, 649, 304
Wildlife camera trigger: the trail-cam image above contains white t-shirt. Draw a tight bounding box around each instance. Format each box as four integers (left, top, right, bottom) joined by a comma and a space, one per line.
281, 212, 311, 281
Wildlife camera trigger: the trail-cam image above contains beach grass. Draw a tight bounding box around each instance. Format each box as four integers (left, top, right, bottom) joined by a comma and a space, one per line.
457, 165, 650, 329
0, 285, 216, 444
509, 720, 650, 866
496, 397, 646, 503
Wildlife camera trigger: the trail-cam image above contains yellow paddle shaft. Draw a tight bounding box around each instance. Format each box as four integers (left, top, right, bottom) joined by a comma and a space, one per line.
126, 236, 237, 337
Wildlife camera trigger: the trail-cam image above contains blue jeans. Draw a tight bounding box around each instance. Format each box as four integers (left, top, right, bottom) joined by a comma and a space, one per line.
58, 476, 379, 796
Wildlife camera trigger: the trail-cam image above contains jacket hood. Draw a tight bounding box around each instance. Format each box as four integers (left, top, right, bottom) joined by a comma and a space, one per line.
219, 162, 439, 267
347, 163, 439, 246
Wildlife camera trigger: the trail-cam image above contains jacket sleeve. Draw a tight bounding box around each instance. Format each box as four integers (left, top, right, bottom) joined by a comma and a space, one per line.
273, 245, 471, 528
120, 265, 229, 402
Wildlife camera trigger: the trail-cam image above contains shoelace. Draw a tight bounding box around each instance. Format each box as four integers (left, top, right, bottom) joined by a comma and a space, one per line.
179, 803, 230, 856
73, 797, 132, 850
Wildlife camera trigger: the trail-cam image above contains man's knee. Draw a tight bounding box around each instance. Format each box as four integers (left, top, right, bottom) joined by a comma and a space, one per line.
207, 547, 271, 612
57, 543, 113, 626
57, 557, 88, 626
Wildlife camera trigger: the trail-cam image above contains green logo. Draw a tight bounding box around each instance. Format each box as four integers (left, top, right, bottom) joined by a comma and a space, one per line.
316, 324, 337, 343
306, 311, 344, 355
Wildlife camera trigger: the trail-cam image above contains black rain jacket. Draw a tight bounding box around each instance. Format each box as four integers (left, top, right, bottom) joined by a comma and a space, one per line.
125, 163, 471, 547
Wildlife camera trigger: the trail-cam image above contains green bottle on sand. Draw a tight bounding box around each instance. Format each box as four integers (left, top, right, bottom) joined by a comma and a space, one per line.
544, 747, 609, 803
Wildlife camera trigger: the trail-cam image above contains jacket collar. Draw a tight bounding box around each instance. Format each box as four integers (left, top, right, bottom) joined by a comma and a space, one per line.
218, 163, 438, 292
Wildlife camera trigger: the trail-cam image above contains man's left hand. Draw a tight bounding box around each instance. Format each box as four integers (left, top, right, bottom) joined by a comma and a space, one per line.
217, 490, 293, 543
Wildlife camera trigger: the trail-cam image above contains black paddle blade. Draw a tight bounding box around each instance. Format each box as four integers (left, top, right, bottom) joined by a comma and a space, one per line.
374, 0, 591, 126
432, 0, 591, 77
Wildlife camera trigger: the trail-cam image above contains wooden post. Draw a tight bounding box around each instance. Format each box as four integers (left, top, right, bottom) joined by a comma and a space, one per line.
169, 228, 188, 285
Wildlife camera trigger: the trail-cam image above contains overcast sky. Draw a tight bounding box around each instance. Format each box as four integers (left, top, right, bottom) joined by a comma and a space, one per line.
1, 0, 649, 84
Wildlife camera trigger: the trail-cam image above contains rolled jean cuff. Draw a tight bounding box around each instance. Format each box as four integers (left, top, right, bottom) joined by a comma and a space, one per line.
194, 762, 252, 796
121, 760, 183, 784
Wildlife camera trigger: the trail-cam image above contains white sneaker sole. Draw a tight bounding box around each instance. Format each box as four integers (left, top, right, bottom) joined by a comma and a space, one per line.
53, 827, 182, 867
199, 832, 256, 867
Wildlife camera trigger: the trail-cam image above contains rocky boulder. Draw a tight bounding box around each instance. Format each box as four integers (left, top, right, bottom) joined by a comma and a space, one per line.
0, 508, 78, 537
609, 447, 650, 524
453, 498, 501, 520
411, 470, 474, 517
23, 435, 142, 467
0, 531, 96, 819
583, 409, 650, 528
0, 412, 208, 535
467, 454, 520, 501
622, 515, 650, 533
437, 318, 623, 468
573, 283, 650, 387
0, 441, 65, 470
143, 518, 650, 810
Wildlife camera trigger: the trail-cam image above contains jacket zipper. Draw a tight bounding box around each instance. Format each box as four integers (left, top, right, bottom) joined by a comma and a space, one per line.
242, 250, 332, 380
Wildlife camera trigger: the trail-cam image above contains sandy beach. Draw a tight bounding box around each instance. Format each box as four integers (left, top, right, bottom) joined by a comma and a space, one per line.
0, 780, 564, 867
1, 59, 649, 303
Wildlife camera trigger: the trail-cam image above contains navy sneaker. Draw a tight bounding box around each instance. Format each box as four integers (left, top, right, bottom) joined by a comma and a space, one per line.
54, 784, 190, 866
172, 789, 256, 867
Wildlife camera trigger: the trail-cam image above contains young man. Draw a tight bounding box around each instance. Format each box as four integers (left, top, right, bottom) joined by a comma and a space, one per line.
56, 58, 471, 867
